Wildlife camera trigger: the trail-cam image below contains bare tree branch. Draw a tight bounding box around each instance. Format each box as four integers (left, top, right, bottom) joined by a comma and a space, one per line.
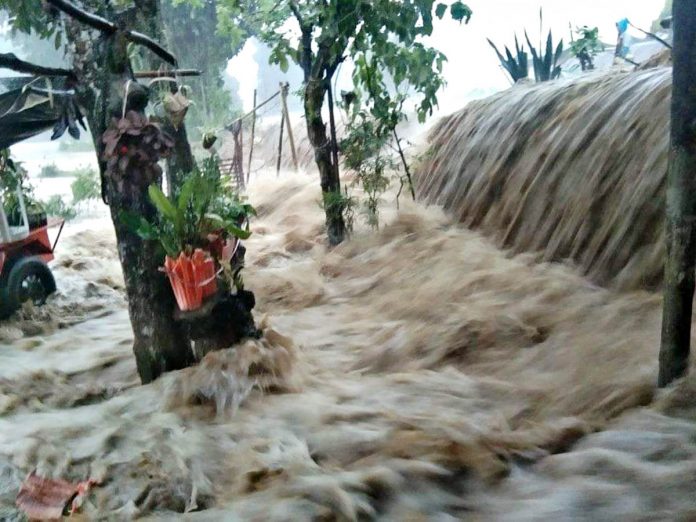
0, 53, 76, 80
45, 0, 178, 65
127, 30, 177, 64
287, 0, 305, 28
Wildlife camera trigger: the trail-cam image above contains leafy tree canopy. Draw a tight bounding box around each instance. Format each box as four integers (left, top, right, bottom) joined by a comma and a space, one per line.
216, 0, 471, 123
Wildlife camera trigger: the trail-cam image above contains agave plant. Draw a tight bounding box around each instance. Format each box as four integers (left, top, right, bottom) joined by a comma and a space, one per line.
525, 29, 564, 82
487, 35, 529, 83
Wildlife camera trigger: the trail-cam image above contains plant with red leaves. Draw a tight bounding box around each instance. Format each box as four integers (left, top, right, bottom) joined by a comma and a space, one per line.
102, 110, 174, 185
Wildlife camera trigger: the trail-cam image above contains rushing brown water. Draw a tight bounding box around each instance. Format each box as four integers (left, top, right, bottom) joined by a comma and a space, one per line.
416, 67, 671, 291
2, 66, 696, 518
0, 174, 694, 520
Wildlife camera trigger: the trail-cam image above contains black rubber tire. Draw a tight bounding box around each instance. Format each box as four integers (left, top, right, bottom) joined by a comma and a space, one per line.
1, 257, 56, 318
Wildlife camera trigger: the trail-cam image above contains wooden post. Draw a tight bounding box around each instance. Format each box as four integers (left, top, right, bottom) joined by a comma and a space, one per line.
247, 88, 257, 184
659, 0, 696, 387
228, 119, 244, 189
276, 90, 285, 177
280, 82, 299, 172
393, 129, 416, 201
237, 124, 245, 189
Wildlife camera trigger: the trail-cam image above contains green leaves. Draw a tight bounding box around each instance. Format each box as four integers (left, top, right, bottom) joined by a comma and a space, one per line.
149, 184, 178, 223
487, 36, 529, 83
570, 25, 603, 70
450, 2, 472, 23
525, 29, 563, 82
204, 213, 252, 240
435, 3, 448, 19
122, 154, 256, 260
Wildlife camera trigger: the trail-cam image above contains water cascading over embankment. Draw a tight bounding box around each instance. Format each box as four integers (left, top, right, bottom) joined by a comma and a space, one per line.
416, 67, 671, 291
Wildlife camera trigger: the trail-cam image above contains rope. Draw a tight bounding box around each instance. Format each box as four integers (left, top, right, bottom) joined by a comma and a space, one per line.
160, 265, 223, 288
121, 79, 132, 119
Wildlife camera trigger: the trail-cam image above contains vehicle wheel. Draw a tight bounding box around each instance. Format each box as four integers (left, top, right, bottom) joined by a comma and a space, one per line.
4, 257, 56, 315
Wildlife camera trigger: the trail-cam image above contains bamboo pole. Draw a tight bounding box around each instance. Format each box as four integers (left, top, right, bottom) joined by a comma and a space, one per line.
247, 88, 257, 184
237, 124, 245, 189
276, 105, 285, 177
226, 90, 279, 129
280, 82, 299, 172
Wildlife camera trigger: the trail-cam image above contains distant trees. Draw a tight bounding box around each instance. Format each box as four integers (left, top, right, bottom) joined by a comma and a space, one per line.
659, 0, 695, 387
159, 0, 244, 137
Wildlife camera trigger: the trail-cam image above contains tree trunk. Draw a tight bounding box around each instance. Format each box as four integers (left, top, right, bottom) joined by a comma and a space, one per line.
658, 0, 696, 387
164, 122, 195, 192
65, 14, 192, 384
304, 79, 345, 245
104, 156, 194, 383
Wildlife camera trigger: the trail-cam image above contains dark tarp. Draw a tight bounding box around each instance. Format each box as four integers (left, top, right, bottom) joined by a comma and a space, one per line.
0, 85, 85, 149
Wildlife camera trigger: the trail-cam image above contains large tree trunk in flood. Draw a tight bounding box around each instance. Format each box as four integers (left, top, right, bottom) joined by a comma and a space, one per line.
103, 148, 194, 383
658, 0, 696, 387
65, 14, 192, 384
304, 79, 345, 245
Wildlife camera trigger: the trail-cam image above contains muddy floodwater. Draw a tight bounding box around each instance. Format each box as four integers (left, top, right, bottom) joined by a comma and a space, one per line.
1, 174, 696, 520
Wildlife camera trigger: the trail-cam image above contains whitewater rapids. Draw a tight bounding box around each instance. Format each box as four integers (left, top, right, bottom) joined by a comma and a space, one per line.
0, 173, 695, 520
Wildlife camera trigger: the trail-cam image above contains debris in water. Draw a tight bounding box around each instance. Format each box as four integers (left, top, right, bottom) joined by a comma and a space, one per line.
15, 471, 99, 520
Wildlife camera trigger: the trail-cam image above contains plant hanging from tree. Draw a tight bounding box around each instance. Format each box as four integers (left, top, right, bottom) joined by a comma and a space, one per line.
122, 155, 254, 311
102, 110, 175, 186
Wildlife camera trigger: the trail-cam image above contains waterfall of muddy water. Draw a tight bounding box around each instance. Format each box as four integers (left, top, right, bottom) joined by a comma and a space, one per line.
416, 67, 671, 291
1, 172, 696, 520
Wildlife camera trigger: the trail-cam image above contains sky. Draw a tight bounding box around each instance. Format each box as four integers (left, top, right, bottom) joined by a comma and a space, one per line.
227, 0, 666, 115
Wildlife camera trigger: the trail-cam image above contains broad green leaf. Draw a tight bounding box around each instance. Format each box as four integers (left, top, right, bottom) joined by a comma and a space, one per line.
148, 184, 178, 223
177, 178, 195, 213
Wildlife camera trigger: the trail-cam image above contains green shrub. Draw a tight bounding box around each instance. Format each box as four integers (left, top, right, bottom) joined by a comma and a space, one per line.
570, 26, 603, 71
70, 167, 100, 204
42, 195, 77, 220
321, 189, 356, 235
39, 163, 64, 178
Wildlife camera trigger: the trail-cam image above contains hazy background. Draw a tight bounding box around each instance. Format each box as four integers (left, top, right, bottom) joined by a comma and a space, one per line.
1, 0, 666, 179
228, 0, 665, 115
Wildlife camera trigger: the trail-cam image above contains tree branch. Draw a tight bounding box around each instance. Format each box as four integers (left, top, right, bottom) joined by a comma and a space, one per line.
287, 0, 305, 28
45, 0, 178, 65
0, 53, 76, 80
133, 69, 201, 78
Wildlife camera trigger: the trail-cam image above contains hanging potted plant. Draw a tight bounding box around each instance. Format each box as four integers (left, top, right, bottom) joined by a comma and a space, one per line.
102, 110, 174, 188
122, 160, 253, 312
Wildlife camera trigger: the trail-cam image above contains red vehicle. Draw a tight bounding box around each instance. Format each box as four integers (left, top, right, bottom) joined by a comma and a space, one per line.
0, 188, 64, 319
